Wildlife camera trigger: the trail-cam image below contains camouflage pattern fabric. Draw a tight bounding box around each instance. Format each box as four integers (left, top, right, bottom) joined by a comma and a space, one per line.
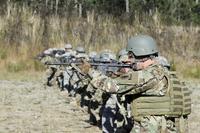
69, 69, 83, 96
131, 116, 162, 133
116, 63, 168, 96
89, 63, 171, 132
115, 63, 176, 133
75, 53, 89, 61
87, 69, 120, 131
63, 68, 73, 90
89, 69, 119, 93
131, 116, 177, 133
55, 50, 76, 58
102, 94, 118, 133
40, 56, 60, 86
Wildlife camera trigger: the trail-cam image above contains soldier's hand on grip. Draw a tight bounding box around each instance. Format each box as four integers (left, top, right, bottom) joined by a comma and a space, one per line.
78, 59, 91, 74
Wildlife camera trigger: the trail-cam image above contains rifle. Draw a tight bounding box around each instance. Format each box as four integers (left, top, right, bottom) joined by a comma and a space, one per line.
46, 62, 136, 69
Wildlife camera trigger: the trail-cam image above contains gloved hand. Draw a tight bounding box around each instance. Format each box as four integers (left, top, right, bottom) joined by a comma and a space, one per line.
78, 59, 91, 74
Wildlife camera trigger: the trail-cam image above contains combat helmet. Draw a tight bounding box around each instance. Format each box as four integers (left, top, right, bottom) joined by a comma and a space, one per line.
100, 52, 111, 62
118, 49, 128, 58
76, 46, 85, 53
65, 43, 72, 49
89, 51, 98, 59
126, 35, 158, 56
101, 50, 116, 60
110, 53, 117, 61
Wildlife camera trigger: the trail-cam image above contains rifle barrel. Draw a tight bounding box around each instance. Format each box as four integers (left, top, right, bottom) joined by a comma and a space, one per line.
46, 62, 133, 68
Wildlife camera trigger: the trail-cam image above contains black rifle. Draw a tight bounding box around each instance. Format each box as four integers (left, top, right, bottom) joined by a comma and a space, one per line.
46, 62, 136, 69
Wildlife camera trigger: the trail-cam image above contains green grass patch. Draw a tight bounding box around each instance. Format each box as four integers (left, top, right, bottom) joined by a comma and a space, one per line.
182, 65, 200, 79
0, 49, 7, 59
6, 60, 29, 72
33, 60, 45, 71
5, 59, 45, 73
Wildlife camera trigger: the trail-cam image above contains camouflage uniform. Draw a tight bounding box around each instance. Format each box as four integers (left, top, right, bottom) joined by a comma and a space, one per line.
87, 35, 176, 133
69, 46, 89, 96
120, 63, 169, 133
100, 50, 129, 133
61, 51, 76, 91
55, 44, 76, 91
102, 94, 118, 133
83, 51, 118, 127
88, 61, 170, 133
96, 51, 118, 76
85, 69, 118, 131
40, 49, 60, 86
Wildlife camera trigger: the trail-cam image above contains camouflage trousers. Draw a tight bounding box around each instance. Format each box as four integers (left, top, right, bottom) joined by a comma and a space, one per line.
131, 116, 177, 133
46, 67, 64, 88
63, 69, 73, 89
46, 67, 58, 86
102, 94, 118, 133
69, 71, 82, 96
62, 68, 83, 96
87, 89, 105, 126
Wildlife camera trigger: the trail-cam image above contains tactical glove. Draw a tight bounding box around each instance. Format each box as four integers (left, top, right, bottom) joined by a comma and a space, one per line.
78, 59, 91, 74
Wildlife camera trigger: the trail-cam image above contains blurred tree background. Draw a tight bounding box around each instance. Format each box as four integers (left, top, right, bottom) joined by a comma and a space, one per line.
0, 0, 199, 78
0, 0, 199, 24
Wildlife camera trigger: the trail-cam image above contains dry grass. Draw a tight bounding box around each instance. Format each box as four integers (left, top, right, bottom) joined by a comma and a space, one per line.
0, 4, 199, 79
0, 70, 43, 81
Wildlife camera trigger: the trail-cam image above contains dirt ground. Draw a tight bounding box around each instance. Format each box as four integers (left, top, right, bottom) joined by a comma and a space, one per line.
0, 80, 101, 133
187, 81, 200, 133
0, 79, 199, 133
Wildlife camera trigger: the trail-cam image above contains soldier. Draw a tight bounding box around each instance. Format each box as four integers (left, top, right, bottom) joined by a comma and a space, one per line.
56, 44, 76, 91
39, 48, 60, 86
96, 51, 118, 76
120, 35, 190, 133
76, 51, 118, 126
69, 46, 89, 96
79, 35, 176, 133
121, 35, 169, 133
55, 43, 75, 59
100, 50, 117, 62
88, 51, 99, 69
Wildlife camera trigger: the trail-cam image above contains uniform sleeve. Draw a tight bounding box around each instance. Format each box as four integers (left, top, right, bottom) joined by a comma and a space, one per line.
123, 66, 168, 95
89, 69, 119, 93
129, 76, 159, 95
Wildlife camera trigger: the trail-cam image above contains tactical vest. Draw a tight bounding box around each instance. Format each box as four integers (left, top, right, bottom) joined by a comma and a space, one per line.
130, 71, 191, 121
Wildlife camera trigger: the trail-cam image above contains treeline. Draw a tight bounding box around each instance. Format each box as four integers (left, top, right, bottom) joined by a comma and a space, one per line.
0, 0, 200, 25
0, 0, 199, 78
